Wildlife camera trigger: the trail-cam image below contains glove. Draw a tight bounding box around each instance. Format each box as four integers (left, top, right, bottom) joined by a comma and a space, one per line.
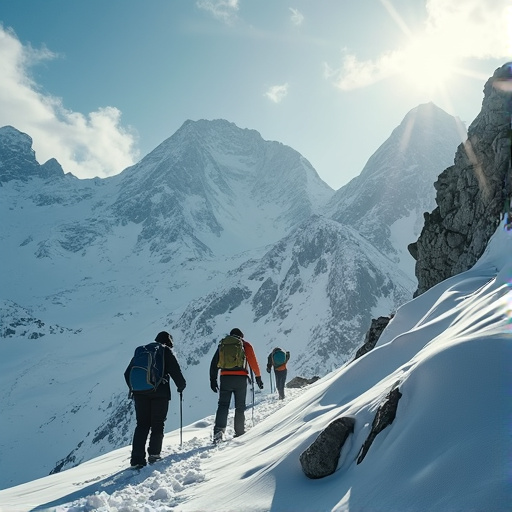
266, 367, 271, 373
210, 380, 219, 393
177, 384, 186, 393
255, 376, 264, 389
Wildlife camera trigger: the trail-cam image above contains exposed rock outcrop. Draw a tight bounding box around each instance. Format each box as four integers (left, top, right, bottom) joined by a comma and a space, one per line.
357, 386, 402, 464
286, 376, 320, 388
353, 315, 392, 360
409, 63, 512, 295
300, 386, 402, 478
299, 417, 355, 478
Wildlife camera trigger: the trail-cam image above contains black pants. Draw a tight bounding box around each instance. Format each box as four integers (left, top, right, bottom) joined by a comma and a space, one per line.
131, 394, 169, 465
274, 369, 287, 399
214, 374, 248, 436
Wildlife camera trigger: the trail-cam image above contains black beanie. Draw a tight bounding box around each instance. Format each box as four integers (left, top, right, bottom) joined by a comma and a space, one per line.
155, 331, 173, 347
230, 328, 244, 338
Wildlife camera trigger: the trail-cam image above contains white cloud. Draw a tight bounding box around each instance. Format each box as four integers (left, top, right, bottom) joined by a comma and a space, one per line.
0, 25, 138, 179
324, 51, 397, 90
265, 83, 289, 103
289, 7, 304, 27
327, 0, 512, 91
196, 0, 239, 24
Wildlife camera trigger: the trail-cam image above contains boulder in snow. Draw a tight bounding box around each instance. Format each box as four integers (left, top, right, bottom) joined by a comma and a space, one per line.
299, 416, 355, 478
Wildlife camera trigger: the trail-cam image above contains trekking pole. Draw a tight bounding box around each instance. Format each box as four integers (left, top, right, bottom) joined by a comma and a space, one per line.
180, 392, 183, 446
250, 368, 255, 426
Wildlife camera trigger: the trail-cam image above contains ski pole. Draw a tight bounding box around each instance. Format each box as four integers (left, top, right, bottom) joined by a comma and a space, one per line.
269, 371, 274, 394
180, 392, 183, 446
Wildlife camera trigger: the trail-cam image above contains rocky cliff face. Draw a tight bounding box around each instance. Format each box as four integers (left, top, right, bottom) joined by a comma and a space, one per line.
0, 126, 65, 183
409, 63, 512, 295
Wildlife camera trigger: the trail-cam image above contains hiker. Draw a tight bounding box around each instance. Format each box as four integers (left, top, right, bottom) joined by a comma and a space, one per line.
124, 331, 186, 468
266, 347, 290, 399
209, 328, 264, 442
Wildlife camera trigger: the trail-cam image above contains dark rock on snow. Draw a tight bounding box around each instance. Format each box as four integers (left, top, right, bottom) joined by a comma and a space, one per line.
286, 376, 320, 388
353, 315, 392, 360
357, 386, 402, 464
300, 417, 355, 479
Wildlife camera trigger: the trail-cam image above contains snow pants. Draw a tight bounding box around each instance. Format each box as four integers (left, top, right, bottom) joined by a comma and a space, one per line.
214, 374, 248, 437
274, 368, 287, 399
131, 394, 169, 465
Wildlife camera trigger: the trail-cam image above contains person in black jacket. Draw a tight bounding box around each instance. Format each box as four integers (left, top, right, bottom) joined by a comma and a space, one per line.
124, 331, 186, 468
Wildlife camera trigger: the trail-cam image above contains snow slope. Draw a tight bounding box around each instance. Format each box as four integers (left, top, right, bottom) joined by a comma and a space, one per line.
1, 221, 510, 512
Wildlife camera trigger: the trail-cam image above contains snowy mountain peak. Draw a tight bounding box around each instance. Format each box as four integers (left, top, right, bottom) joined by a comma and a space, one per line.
0, 125, 64, 182
40, 157, 65, 179
405, 100, 461, 122
178, 117, 262, 143
0, 125, 33, 148
324, 103, 464, 276
394, 101, 464, 148
114, 118, 334, 258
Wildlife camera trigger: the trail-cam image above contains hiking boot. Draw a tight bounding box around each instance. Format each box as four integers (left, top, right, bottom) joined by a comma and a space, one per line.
130, 462, 146, 470
213, 430, 223, 444
148, 454, 162, 464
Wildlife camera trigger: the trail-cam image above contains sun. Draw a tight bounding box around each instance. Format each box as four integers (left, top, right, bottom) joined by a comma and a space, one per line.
396, 37, 457, 95
377, 0, 459, 96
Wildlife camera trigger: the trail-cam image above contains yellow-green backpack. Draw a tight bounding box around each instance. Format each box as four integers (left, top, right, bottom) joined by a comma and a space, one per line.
217, 335, 245, 369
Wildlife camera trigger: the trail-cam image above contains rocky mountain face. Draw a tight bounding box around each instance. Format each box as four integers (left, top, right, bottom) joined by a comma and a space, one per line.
410, 63, 512, 295
324, 102, 465, 277
0, 107, 463, 488
0, 125, 65, 182
171, 215, 414, 377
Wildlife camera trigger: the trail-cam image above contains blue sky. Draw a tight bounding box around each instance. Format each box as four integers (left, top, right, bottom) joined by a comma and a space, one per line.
0, 0, 509, 189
